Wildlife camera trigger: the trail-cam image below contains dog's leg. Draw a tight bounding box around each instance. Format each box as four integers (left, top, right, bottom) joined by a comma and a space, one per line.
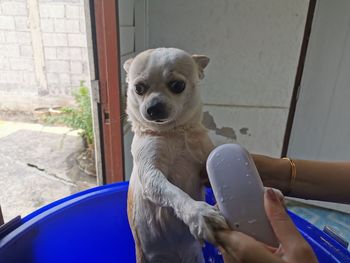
130, 228, 145, 263
134, 234, 146, 263
140, 168, 227, 244
128, 185, 146, 263
186, 131, 215, 187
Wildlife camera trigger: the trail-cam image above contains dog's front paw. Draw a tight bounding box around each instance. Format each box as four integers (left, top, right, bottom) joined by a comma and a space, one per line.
184, 201, 228, 244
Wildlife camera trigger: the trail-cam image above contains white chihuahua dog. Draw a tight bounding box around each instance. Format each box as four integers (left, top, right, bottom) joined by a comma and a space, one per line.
124, 48, 227, 263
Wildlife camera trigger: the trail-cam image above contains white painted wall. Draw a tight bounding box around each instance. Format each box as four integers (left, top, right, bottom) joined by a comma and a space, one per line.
119, 0, 147, 180
288, 0, 350, 161
121, 0, 310, 180
146, 0, 309, 156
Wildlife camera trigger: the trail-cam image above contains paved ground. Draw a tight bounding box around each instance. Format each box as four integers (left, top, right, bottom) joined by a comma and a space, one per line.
0, 120, 97, 223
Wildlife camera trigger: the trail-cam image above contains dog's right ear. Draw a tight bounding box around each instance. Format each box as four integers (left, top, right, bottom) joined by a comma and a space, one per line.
123, 58, 133, 83
123, 58, 133, 73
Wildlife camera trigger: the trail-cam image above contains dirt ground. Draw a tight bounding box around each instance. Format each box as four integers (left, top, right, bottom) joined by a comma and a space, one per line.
0, 110, 97, 222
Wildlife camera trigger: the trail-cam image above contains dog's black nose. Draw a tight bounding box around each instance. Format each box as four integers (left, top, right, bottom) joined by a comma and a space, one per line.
147, 102, 167, 120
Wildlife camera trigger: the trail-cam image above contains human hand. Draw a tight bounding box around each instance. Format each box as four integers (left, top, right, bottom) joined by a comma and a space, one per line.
215, 188, 318, 263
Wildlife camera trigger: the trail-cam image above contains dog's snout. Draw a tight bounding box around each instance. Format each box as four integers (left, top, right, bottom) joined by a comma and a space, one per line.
146, 102, 167, 120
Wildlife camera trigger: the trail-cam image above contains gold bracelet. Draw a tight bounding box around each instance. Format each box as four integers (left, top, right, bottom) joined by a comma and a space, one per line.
282, 157, 296, 195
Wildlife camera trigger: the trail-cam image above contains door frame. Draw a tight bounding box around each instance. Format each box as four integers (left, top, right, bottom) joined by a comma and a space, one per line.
281, 0, 317, 157
89, 0, 125, 183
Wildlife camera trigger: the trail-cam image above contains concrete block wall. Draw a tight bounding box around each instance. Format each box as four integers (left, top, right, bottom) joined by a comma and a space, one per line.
0, 0, 37, 97
0, 0, 90, 111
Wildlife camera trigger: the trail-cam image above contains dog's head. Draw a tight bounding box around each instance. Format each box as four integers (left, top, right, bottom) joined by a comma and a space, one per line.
124, 48, 209, 132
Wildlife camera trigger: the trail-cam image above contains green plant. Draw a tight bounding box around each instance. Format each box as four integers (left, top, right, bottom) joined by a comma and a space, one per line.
48, 81, 94, 146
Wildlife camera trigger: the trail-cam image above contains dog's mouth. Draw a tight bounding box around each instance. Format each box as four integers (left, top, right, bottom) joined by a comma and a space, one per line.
153, 119, 168, 124
140, 110, 175, 126
145, 117, 174, 125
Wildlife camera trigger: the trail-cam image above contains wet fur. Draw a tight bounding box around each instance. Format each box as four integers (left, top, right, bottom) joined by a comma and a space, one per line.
125, 48, 227, 263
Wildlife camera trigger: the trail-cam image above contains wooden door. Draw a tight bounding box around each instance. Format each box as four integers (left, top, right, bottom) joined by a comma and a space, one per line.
92, 0, 124, 183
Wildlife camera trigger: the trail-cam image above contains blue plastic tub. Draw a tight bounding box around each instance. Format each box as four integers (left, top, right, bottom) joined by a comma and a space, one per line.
0, 182, 349, 263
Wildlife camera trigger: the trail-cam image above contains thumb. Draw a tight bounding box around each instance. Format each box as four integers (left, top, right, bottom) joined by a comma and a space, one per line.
264, 188, 304, 249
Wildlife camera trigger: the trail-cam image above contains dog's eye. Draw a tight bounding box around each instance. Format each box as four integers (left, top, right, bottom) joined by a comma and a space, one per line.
135, 84, 148, 95
168, 80, 185, 94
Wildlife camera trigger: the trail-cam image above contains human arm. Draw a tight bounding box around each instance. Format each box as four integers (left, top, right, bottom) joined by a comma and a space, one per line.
252, 154, 350, 204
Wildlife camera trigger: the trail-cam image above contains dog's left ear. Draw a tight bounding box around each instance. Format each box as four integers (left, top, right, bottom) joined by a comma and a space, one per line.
123, 58, 133, 83
192, 55, 210, 79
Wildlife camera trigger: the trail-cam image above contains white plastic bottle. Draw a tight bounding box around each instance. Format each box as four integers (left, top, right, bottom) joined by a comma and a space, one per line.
206, 144, 279, 247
